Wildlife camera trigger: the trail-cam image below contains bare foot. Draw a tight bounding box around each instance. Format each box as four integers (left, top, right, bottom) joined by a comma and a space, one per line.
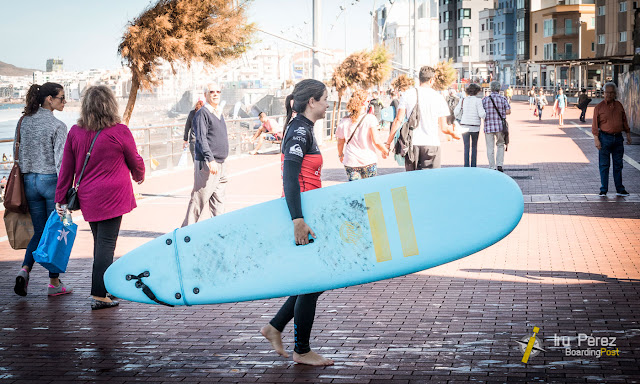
293, 350, 334, 366
260, 324, 289, 358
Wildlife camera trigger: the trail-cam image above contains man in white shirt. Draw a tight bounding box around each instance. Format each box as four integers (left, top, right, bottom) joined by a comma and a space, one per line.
385, 66, 456, 170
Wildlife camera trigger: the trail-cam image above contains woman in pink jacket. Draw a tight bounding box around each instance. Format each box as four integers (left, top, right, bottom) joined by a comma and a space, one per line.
55, 86, 145, 310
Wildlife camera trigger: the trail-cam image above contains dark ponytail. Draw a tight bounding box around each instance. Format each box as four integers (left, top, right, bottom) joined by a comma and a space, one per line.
281, 79, 326, 141
23, 82, 64, 116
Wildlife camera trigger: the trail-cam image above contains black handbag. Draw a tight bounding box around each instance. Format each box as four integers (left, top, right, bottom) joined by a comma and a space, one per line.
66, 130, 101, 211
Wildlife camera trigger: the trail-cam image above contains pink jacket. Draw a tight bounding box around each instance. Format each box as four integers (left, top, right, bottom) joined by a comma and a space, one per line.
55, 123, 145, 222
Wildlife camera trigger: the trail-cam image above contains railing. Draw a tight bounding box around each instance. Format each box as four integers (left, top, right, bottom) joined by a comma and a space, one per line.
0, 109, 350, 173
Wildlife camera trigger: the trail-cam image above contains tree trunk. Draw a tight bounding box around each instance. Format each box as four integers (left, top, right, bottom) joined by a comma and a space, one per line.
123, 72, 140, 126
330, 101, 337, 141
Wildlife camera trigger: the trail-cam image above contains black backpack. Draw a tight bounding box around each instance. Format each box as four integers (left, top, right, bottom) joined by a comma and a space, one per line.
394, 88, 421, 162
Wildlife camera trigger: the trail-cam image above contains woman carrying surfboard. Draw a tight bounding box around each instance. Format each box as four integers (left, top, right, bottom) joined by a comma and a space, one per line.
260, 79, 334, 366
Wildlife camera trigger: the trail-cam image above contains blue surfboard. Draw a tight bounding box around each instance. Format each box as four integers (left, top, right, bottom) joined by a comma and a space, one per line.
104, 168, 523, 306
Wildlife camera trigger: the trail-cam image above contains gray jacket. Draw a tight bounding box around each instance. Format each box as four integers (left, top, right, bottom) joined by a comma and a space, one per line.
14, 107, 68, 175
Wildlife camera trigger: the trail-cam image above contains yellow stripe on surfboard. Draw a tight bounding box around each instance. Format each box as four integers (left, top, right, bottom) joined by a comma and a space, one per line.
364, 192, 392, 262
391, 186, 419, 257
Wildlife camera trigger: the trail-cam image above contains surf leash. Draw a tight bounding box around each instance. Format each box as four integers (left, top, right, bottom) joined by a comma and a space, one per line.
126, 271, 174, 307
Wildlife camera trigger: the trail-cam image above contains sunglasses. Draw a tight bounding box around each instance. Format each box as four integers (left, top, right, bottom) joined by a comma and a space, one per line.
54, 95, 66, 101
209, 90, 221, 94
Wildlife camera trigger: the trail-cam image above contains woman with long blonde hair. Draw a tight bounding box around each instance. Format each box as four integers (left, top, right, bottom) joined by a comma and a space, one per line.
55, 85, 145, 310
336, 89, 387, 181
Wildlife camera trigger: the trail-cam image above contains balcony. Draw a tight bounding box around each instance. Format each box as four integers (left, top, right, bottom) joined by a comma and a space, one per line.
544, 53, 579, 60
544, 27, 578, 38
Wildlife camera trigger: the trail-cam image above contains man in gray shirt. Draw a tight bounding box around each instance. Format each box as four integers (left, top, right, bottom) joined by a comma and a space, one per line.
182, 83, 229, 226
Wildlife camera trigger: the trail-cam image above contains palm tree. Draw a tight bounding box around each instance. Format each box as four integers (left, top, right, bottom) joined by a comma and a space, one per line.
391, 74, 415, 93
329, 46, 392, 137
119, 0, 254, 124
433, 59, 458, 91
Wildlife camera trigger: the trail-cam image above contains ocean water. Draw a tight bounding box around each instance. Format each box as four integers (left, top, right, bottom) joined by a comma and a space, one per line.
0, 103, 79, 157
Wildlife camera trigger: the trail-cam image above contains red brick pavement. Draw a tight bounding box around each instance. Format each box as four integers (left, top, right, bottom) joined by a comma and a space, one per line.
1, 101, 639, 383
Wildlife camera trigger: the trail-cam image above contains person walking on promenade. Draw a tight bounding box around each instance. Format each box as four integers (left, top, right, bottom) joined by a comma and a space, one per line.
553, 88, 568, 126
384, 66, 457, 171
482, 81, 511, 172
13, 82, 70, 297
249, 112, 283, 155
592, 82, 632, 197
260, 79, 334, 367
183, 100, 204, 161
454, 83, 487, 167
367, 90, 384, 129
55, 85, 145, 310
535, 89, 548, 121
528, 87, 536, 110
577, 89, 591, 123
336, 89, 388, 180
505, 86, 513, 104
182, 83, 229, 227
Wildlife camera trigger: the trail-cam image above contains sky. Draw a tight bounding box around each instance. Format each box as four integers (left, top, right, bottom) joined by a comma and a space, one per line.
0, 0, 382, 72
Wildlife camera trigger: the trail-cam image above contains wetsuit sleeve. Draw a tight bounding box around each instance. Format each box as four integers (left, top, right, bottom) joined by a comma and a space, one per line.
281, 126, 311, 219
283, 160, 303, 220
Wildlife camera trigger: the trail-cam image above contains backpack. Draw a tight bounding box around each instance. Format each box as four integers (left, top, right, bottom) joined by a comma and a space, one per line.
394, 88, 421, 162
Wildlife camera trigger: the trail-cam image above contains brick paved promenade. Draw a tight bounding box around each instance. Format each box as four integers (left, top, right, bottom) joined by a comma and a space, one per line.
1, 102, 639, 383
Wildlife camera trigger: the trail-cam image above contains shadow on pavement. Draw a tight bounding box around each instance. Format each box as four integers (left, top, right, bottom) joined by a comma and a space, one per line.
460, 268, 640, 283
2, 259, 639, 383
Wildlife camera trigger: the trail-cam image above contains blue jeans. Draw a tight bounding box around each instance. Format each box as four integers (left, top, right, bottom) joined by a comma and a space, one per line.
598, 132, 625, 194
462, 131, 479, 167
22, 173, 59, 278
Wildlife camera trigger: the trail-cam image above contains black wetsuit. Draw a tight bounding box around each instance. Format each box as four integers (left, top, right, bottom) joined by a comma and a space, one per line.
269, 114, 324, 354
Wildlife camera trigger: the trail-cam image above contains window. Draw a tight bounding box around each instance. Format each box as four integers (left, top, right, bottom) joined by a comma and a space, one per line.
444, 29, 453, 40
620, 31, 627, 42
517, 0, 525, 8
443, 11, 451, 22
598, 34, 605, 44
458, 8, 471, 20
543, 19, 556, 37
458, 45, 470, 56
458, 27, 471, 38
591, 42, 595, 51
517, 40, 525, 55
534, 45, 537, 55
482, 24, 485, 31
565, 43, 573, 57
565, 19, 572, 35
620, 2, 627, 12
517, 17, 524, 32
544, 43, 557, 60
534, 23, 538, 33
597, 6, 605, 16
490, 43, 494, 55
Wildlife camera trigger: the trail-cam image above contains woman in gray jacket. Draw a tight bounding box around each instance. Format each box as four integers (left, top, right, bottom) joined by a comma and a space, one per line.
454, 83, 487, 167
14, 82, 70, 297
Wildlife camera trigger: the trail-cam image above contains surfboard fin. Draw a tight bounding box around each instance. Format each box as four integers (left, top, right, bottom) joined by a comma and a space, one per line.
126, 271, 174, 307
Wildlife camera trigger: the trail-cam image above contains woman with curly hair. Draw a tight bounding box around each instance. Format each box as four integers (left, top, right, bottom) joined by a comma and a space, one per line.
336, 89, 388, 181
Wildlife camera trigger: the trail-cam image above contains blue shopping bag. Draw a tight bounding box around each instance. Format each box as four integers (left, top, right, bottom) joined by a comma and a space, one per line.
33, 211, 77, 274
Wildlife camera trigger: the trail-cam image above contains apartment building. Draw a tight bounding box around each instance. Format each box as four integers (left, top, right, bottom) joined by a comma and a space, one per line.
529, 1, 596, 87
